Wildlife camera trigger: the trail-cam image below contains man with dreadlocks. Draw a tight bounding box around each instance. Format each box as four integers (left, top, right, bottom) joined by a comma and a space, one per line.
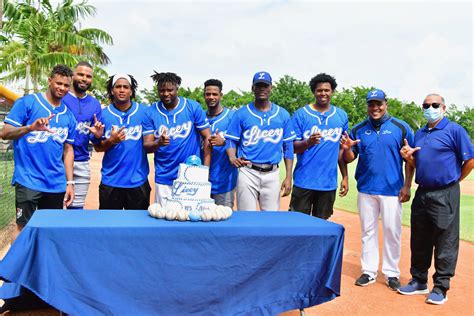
94, 74, 151, 210
143, 71, 212, 205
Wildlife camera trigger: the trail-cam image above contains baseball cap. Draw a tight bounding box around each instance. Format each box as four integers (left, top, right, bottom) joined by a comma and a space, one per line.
366, 89, 386, 102
252, 71, 272, 85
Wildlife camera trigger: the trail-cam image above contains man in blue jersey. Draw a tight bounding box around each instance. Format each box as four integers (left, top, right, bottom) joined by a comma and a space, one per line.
225, 71, 295, 211
143, 72, 212, 205
94, 74, 150, 210
1, 65, 77, 239
203, 79, 237, 207
289, 73, 349, 220
63, 61, 104, 209
398, 94, 473, 305
341, 89, 415, 291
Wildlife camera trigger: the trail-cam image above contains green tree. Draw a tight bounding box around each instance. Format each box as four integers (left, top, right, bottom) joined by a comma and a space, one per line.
0, 0, 113, 94
271, 75, 312, 114
447, 105, 473, 140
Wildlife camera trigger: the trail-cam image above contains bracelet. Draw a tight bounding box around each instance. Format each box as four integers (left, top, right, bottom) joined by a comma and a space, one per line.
26, 125, 32, 132
66, 180, 75, 185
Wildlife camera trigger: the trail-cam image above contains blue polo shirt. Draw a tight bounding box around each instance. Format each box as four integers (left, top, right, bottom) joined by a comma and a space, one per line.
292, 104, 348, 191
414, 117, 473, 189
63, 92, 102, 162
100, 102, 149, 188
5, 93, 77, 193
350, 116, 414, 196
206, 108, 238, 194
225, 102, 295, 164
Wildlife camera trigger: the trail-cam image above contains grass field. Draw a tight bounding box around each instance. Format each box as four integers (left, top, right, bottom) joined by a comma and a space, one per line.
280, 159, 474, 242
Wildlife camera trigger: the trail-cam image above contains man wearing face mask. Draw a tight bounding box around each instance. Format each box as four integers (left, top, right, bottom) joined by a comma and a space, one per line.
341, 89, 415, 291
398, 94, 473, 305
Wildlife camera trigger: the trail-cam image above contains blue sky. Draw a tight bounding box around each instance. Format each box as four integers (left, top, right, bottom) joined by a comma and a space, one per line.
10, 1, 474, 107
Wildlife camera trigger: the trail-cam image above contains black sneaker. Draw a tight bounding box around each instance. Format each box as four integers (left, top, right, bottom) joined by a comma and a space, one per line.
355, 273, 376, 286
387, 277, 401, 291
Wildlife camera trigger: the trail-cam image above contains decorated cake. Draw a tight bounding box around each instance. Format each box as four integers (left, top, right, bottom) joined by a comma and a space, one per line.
148, 155, 232, 221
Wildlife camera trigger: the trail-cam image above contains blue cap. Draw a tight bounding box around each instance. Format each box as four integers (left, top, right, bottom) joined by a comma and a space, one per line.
366, 89, 386, 102
252, 71, 272, 85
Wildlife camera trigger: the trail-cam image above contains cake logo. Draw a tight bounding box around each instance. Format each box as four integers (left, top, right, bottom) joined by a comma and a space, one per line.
76, 121, 92, 135
172, 182, 199, 197
156, 122, 192, 140
105, 125, 142, 141
303, 126, 342, 143
242, 126, 283, 146
26, 127, 69, 144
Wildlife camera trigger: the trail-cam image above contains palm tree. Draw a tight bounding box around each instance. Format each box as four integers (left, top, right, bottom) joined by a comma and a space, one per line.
0, 0, 113, 94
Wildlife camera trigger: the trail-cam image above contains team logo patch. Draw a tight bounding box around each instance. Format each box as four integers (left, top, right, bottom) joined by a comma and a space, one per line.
155, 122, 192, 140
303, 126, 342, 143
26, 128, 69, 143
16, 208, 23, 219
76, 121, 92, 135
242, 126, 283, 146
105, 125, 142, 141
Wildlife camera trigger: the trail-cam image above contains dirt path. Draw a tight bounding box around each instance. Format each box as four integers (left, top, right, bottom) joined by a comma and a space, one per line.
2, 152, 473, 315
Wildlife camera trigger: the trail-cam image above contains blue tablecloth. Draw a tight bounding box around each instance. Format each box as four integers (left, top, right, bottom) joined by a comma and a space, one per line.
0, 210, 344, 315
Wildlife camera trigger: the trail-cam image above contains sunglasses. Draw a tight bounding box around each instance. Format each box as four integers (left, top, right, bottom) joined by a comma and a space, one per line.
422, 103, 442, 109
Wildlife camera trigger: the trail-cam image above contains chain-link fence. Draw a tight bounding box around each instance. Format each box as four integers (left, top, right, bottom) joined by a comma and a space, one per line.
0, 101, 15, 229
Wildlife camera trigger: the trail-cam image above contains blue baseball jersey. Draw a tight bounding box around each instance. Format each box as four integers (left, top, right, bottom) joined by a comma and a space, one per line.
292, 105, 348, 191
142, 97, 210, 185
350, 116, 414, 196
225, 102, 295, 164
206, 108, 238, 194
414, 117, 473, 189
5, 93, 77, 193
63, 92, 102, 162
100, 102, 149, 188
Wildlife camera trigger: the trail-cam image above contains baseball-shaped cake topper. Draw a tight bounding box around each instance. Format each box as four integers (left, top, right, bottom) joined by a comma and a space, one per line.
185, 155, 202, 166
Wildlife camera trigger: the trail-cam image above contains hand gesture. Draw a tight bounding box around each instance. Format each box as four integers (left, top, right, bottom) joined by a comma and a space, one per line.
280, 177, 292, 197
306, 132, 322, 146
339, 177, 349, 197
209, 128, 225, 147
400, 139, 420, 161
30, 114, 56, 133
340, 131, 360, 150
109, 126, 126, 145
157, 129, 170, 146
398, 185, 411, 203
85, 114, 105, 139
229, 156, 250, 168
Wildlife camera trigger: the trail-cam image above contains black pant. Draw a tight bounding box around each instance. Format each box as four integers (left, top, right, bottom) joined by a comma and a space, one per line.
15, 183, 64, 227
99, 182, 151, 210
289, 185, 336, 219
410, 182, 460, 294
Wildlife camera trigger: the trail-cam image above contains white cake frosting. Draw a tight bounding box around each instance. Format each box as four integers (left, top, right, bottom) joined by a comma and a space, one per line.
148, 157, 232, 222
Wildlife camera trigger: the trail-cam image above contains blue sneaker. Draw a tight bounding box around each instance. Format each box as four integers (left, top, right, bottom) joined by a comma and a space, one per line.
426, 289, 448, 305
397, 279, 429, 295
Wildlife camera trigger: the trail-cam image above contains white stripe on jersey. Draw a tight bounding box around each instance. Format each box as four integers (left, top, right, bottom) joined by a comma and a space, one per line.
4, 118, 21, 126
127, 103, 139, 124
107, 105, 124, 124
33, 94, 52, 117
246, 104, 264, 126
267, 106, 279, 125
155, 103, 170, 125
303, 106, 322, 124
172, 98, 187, 123
210, 108, 229, 130
325, 107, 337, 125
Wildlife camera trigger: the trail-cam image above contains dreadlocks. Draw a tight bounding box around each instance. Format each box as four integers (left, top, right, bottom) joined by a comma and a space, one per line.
150, 71, 182, 88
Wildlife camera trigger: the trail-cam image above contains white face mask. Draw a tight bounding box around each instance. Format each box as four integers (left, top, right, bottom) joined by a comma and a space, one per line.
423, 106, 442, 123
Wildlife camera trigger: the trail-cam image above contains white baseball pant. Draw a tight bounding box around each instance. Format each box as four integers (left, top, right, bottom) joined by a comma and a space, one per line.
70, 161, 90, 208
236, 166, 280, 211
358, 192, 402, 279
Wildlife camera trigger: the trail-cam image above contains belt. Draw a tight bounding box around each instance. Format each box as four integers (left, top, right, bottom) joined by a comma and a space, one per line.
248, 163, 279, 172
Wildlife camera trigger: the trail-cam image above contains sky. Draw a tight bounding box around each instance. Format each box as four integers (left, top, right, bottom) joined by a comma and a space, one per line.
8, 0, 474, 108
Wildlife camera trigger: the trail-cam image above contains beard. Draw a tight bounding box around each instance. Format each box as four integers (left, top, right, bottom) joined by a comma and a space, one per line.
73, 80, 91, 93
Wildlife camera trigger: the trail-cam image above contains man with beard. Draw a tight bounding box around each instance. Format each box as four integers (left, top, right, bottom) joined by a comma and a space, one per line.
0, 65, 77, 312
225, 71, 295, 211
62, 61, 104, 209
143, 71, 211, 205
203, 79, 237, 207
